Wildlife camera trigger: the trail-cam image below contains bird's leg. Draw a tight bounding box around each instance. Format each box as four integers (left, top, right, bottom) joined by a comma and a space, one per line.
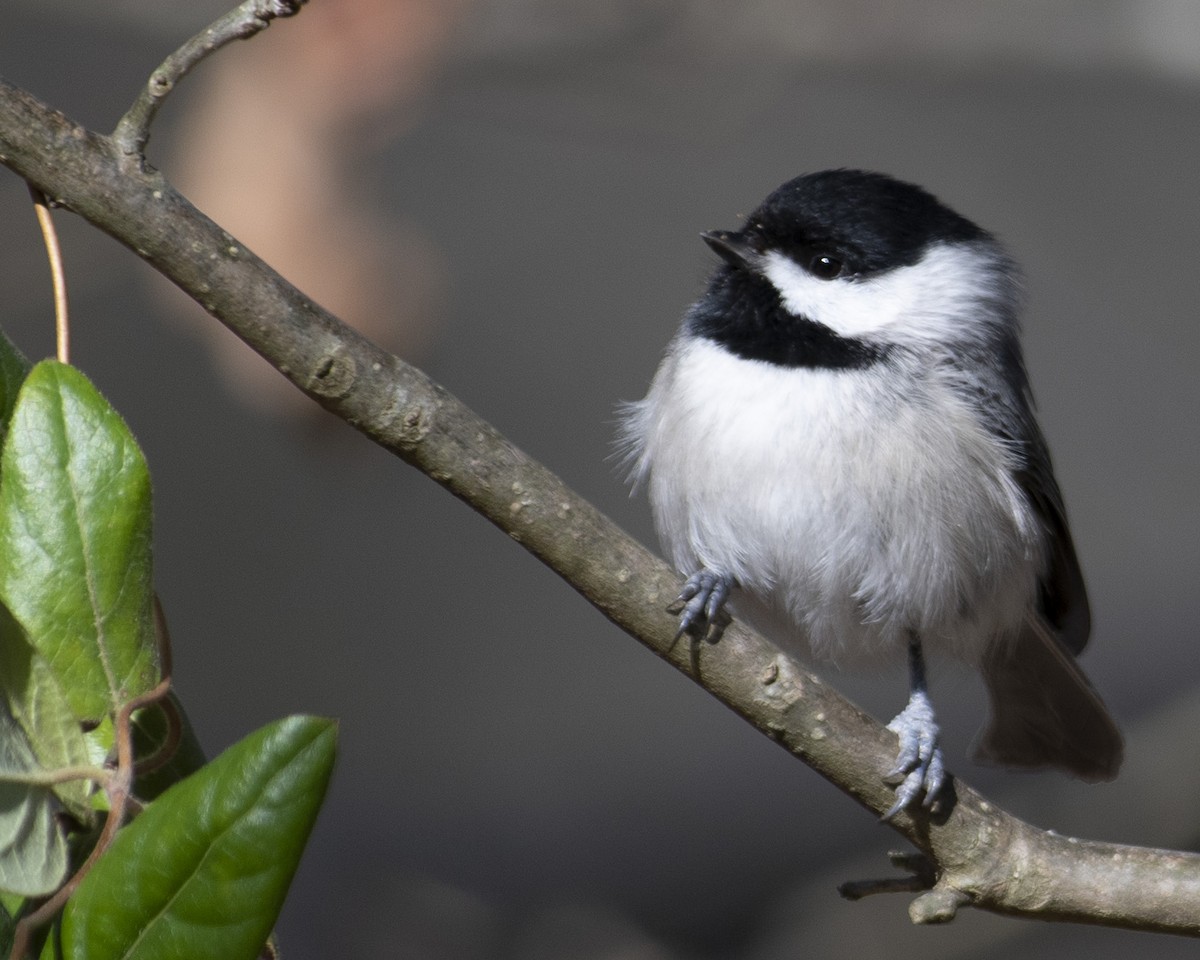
666, 568, 733, 643
882, 634, 947, 820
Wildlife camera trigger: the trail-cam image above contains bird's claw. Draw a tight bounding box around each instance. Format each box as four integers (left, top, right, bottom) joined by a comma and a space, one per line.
882, 690, 946, 820
666, 569, 733, 643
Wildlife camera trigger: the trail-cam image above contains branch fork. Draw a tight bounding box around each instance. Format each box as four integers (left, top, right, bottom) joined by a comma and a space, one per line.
112, 0, 306, 162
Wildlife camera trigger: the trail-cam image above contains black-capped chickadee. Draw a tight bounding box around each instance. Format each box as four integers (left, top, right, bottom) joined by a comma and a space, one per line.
621, 169, 1122, 818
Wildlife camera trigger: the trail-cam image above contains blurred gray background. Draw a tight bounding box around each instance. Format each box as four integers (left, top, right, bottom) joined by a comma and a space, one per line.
2, 1, 1199, 957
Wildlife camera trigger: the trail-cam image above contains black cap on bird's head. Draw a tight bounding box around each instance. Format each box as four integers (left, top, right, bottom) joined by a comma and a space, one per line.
687, 169, 1016, 369
708, 169, 991, 281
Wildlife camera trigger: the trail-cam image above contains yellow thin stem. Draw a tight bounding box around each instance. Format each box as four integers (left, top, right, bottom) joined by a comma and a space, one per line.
28, 186, 70, 364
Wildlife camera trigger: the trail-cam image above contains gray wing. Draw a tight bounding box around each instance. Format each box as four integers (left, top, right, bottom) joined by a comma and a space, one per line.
1014, 422, 1091, 654
961, 331, 1090, 651
964, 333, 1121, 778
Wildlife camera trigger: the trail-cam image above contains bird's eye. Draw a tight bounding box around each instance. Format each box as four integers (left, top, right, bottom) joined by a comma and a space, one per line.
807, 253, 843, 280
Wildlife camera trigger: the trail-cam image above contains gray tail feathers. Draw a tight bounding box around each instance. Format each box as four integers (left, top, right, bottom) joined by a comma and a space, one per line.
974, 616, 1123, 782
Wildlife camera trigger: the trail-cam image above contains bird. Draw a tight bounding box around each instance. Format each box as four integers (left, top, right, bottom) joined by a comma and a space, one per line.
620, 169, 1122, 819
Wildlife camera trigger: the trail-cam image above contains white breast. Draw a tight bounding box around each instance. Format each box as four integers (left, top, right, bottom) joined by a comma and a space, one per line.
623, 336, 1043, 664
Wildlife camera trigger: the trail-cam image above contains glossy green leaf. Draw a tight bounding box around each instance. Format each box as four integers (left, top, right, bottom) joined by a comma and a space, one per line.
0, 694, 68, 896
62, 716, 337, 960
0, 361, 157, 723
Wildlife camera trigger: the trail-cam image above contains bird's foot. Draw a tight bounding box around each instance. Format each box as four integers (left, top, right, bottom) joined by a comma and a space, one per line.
882, 689, 946, 820
666, 569, 733, 643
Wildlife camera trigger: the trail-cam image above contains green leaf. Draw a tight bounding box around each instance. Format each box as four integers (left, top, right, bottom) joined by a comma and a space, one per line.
0, 694, 68, 897
62, 716, 337, 960
0, 606, 94, 820
0, 361, 157, 723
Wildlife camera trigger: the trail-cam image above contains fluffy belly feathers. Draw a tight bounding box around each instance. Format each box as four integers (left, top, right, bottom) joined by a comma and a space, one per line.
634, 337, 1043, 663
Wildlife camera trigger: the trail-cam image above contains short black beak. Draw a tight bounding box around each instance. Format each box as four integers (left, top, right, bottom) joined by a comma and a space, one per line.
701, 230, 759, 270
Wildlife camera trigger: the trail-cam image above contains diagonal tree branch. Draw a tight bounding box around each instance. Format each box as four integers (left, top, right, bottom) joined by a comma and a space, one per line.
0, 72, 1197, 934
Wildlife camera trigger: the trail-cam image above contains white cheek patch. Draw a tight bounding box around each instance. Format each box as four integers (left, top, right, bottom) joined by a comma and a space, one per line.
760, 242, 1006, 346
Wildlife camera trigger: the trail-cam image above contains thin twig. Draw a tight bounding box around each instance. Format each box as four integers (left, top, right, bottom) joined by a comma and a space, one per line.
839, 849, 938, 900
111, 0, 306, 162
131, 696, 183, 779
0, 765, 111, 789
115, 677, 175, 773
27, 187, 69, 363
